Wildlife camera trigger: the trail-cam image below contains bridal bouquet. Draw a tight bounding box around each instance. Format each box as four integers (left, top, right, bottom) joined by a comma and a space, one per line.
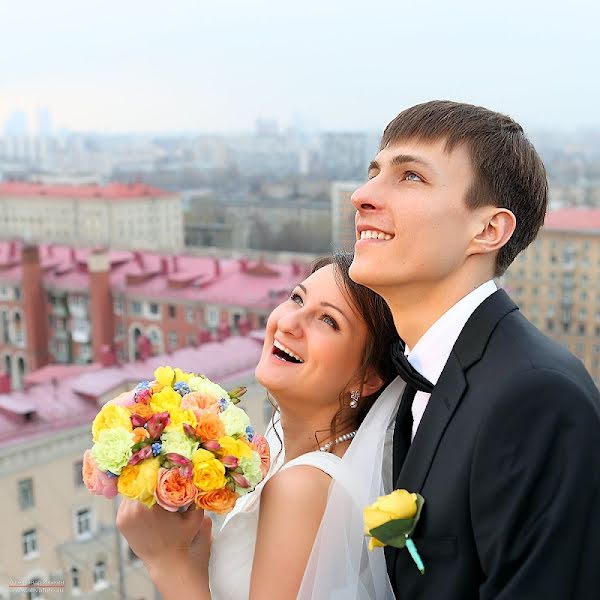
82, 366, 270, 514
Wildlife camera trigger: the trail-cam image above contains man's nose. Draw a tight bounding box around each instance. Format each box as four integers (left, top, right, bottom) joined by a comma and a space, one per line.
351, 179, 380, 212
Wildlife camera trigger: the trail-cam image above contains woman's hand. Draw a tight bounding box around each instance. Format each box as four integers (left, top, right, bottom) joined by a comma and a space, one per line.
116, 499, 213, 574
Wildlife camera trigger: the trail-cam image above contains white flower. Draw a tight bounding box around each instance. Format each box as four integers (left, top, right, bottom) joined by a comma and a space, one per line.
220, 405, 251, 437
188, 376, 230, 403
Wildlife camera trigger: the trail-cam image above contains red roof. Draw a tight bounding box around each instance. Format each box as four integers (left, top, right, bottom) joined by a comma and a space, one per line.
0, 336, 262, 446
544, 209, 600, 232
0, 242, 307, 308
0, 181, 170, 199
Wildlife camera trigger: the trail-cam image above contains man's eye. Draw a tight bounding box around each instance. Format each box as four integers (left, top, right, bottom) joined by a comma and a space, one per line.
404, 172, 423, 182
290, 293, 303, 306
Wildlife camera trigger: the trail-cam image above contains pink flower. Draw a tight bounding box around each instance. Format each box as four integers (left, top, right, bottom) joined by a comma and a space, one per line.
106, 391, 135, 408
146, 412, 170, 439
251, 435, 271, 478
155, 467, 197, 512
82, 449, 118, 499
181, 391, 220, 421
220, 455, 238, 469
231, 471, 250, 489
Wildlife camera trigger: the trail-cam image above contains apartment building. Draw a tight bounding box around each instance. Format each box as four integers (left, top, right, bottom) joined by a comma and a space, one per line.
0, 181, 183, 252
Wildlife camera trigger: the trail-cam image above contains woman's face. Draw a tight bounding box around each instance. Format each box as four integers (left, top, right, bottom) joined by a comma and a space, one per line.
255, 264, 369, 410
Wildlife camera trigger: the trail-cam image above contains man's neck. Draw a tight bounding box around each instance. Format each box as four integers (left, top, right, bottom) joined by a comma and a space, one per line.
382, 275, 494, 349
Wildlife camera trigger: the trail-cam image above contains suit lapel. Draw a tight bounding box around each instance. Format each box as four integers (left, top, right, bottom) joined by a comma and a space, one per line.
393, 289, 519, 493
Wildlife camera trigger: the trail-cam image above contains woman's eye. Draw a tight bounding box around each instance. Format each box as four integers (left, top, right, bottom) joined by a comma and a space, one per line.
290, 292, 303, 306
321, 314, 339, 330
404, 171, 422, 182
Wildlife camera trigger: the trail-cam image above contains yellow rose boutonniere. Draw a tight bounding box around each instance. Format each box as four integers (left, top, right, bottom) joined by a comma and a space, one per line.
363, 489, 426, 574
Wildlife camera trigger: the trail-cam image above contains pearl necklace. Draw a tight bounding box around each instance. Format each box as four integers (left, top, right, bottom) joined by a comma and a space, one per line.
319, 430, 357, 453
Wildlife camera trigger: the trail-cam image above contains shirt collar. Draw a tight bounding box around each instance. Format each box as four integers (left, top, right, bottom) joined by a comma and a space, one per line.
405, 280, 497, 386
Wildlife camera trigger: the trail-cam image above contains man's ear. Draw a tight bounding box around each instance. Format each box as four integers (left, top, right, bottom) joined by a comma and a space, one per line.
467, 207, 516, 257
360, 367, 385, 397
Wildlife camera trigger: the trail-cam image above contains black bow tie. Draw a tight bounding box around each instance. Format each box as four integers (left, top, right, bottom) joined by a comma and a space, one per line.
390, 340, 434, 393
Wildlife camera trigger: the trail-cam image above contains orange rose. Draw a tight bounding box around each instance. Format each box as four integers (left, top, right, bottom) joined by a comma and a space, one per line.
195, 487, 238, 514
155, 467, 197, 512
181, 391, 220, 420
251, 434, 271, 478
132, 427, 150, 444
195, 413, 226, 442
128, 403, 154, 420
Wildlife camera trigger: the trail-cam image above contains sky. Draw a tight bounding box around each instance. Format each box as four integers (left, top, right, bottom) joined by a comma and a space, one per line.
0, 0, 599, 135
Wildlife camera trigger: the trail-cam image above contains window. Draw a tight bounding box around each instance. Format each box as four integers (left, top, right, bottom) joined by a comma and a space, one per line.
167, 304, 176, 319
75, 508, 92, 537
205, 306, 219, 328
169, 332, 178, 348
131, 301, 142, 315
74, 461, 84, 487
94, 560, 107, 586
14, 286, 21, 300
148, 302, 160, 316
578, 323, 586, 336
18, 478, 34, 510
546, 319, 554, 332
186, 307, 195, 323
71, 567, 80, 591
22, 528, 38, 557
580, 291, 588, 301
26, 577, 42, 600
113, 297, 124, 314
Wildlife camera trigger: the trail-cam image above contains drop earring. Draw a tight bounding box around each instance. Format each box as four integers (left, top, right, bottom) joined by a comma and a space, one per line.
349, 390, 360, 409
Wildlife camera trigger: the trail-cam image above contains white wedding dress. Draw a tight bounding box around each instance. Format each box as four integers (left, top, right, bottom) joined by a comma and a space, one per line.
209, 378, 404, 600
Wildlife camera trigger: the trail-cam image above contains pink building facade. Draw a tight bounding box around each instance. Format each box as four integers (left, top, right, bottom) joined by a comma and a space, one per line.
0, 240, 308, 389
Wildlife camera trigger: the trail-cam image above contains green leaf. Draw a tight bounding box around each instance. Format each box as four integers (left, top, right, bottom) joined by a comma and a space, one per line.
369, 493, 426, 549
370, 518, 414, 547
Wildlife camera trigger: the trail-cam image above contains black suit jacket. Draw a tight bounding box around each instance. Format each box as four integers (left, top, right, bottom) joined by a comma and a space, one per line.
385, 289, 600, 599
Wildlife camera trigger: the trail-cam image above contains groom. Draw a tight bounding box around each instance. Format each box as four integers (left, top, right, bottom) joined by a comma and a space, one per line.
350, 101, 600, 599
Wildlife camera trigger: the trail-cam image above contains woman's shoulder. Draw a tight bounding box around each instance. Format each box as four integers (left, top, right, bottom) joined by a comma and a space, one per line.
261, 452, 340, 508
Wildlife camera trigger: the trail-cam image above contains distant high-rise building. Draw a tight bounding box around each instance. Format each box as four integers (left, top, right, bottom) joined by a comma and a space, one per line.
320, 132, 376, 179
37, 106, 53, 136
255, 118, 279, 137
3, 110, 27, 137
331, 181, 361, 251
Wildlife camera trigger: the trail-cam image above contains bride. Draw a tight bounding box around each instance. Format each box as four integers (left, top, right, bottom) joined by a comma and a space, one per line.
117, 252, 403, 599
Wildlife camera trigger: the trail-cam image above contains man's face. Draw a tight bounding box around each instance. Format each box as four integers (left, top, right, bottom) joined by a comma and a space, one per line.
349, 138, 480, 294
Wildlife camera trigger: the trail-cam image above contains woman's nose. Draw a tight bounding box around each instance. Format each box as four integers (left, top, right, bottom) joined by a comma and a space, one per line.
276, 310, 303, 338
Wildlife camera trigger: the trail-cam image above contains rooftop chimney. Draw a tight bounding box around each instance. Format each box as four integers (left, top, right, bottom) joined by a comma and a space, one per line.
133, 251, 144, 270
160, 257, 169, 276
88, 251, 115, 363
21, 245, 50, 370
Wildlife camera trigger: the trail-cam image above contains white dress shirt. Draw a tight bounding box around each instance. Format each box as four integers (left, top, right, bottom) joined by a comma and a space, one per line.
406, 280, 497, 440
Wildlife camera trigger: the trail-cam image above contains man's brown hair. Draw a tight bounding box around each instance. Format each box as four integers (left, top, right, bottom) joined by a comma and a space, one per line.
380, 100, 548, 275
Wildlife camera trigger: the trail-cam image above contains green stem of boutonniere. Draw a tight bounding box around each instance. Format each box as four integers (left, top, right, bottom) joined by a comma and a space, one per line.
405, 535, 425, 575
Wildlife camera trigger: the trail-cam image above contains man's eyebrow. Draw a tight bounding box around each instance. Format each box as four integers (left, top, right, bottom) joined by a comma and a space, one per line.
294, 284, 349, 322
390, 153, 437, 173
368, 160, 380, 173
368, 154, 437, 175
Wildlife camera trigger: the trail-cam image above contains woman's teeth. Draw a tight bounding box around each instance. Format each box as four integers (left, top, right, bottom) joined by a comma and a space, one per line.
273, 339, 304, 363
360, 230, 393, 240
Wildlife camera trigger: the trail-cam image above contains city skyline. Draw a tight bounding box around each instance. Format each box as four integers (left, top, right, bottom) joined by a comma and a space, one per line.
1, 0, 599, 134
